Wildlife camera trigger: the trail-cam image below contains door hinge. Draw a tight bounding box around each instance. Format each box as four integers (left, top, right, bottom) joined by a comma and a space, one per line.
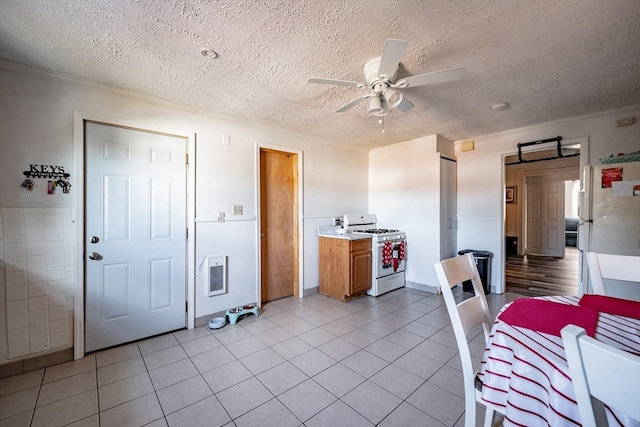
186, 153, 189, 165
186, 227, 188, 238
185, 301, 188, 312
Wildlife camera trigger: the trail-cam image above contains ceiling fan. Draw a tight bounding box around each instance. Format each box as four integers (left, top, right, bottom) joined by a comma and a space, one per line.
308, 39, 465, 117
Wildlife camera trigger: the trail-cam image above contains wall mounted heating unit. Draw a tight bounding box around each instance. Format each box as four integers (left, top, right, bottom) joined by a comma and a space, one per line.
207, 255, 227, 296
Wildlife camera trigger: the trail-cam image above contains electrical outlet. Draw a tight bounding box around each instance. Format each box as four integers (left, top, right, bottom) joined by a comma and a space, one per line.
232, 205, 243, 215
616, 117, 635, 127
218, 212, 225, 222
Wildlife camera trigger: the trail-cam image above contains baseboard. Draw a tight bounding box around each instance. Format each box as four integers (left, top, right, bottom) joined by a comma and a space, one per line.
405, 280, 441, 295
0, 347, 74, 379
194, 302, 259, 328
303, 286, 319, 297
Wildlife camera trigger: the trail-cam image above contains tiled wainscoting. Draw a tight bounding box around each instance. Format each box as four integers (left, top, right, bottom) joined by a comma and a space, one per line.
1, 208, 75, 361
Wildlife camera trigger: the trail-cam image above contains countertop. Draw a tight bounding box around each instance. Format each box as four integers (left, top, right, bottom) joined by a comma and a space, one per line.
317, 225, 371, 241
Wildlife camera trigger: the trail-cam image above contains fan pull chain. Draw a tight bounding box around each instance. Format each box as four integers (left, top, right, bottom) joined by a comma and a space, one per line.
378, 113, 385, 133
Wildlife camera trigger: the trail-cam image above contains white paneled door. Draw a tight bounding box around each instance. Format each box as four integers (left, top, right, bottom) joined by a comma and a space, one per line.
526, 177, 565, 258
85, 122, 187, 352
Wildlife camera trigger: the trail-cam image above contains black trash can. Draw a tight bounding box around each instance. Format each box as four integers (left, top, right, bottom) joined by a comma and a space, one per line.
506, 236, 518, 256
457, 249, 492, 294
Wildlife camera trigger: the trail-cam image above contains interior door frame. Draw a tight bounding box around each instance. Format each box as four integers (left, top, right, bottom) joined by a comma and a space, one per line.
255, 142, 304, 305
73, 111, 196, 359
497, 136, 589, 294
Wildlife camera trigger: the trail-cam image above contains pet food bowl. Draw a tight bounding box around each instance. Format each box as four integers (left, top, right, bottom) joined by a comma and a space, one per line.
208, 317, 226, 329
225, 305, 260, 325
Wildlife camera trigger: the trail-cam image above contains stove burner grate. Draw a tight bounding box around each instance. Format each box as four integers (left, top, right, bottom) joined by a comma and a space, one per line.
355, 228, 400, 234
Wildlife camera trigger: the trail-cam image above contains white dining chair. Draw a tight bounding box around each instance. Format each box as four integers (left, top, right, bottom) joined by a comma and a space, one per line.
434, 253, 500, 427
561, 324, 640, 426
586, 252, 640, 301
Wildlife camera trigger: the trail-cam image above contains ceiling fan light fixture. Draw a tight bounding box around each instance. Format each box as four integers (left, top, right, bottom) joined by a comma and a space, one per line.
367, 96, 384, 116
383, 87, 403, 109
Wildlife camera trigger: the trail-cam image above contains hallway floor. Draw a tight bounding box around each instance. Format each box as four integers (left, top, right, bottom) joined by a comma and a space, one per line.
0, 287, 520, 427
506, 247, 580, 297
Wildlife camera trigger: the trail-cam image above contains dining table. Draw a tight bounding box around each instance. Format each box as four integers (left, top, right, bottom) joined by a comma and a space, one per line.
478, 294, 640, 427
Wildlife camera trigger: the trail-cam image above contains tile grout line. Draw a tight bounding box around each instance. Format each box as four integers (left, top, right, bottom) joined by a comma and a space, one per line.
2, 289, 521, 427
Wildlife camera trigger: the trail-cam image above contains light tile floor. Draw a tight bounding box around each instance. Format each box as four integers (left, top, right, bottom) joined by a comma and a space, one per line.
0, 287, 520, 427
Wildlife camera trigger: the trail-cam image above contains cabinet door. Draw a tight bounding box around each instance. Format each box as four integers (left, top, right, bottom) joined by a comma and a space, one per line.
351, 250, 372, 295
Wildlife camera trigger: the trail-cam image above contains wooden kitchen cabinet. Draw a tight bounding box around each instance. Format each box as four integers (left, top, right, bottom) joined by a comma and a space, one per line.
319, 237, 371, 301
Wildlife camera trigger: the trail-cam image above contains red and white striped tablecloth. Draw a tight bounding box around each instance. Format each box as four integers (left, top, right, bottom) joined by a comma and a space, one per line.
478, 295, 640, 427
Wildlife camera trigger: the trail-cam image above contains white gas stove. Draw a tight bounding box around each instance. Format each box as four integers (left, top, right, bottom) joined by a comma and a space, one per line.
343, 214, 406, 296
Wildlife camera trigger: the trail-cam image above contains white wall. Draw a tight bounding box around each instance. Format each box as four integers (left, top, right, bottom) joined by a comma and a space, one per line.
369, 135, 443, 288
565, 180, 580, 217
456, 104, 640, 292
0, 63, 369, 362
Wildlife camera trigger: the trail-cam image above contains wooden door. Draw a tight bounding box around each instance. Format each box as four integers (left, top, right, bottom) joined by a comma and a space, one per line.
85, 122, 186, 352
526, 178, 565, 257
260, 149, 298, 303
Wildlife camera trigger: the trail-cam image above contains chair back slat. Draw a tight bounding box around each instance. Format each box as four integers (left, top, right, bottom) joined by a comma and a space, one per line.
457, 296, 491, 338
562, 324, 640, 426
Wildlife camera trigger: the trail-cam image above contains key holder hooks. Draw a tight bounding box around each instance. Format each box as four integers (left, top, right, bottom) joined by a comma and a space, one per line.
56, 176, 72, 194
21, 169, 71, 194
21, 172, 35, 192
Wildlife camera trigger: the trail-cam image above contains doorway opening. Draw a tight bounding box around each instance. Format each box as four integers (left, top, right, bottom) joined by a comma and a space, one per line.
504, 145, 581, 296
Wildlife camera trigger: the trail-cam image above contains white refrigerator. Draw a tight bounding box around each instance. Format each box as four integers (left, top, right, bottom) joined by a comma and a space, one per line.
579, 160, 640, 295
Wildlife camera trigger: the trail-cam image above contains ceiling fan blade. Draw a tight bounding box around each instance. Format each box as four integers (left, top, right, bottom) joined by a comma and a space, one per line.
398, 67, 466, 88
378, 39, 407, 80
308, 77, 364, 88
334, 94, 369, 112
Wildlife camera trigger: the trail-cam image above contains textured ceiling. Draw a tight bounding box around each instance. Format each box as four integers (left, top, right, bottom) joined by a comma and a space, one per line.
1, 0, 639, 149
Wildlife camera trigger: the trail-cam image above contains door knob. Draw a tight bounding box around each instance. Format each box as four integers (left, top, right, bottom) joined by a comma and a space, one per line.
89, 252, 103, 260
90, 236, 100, 244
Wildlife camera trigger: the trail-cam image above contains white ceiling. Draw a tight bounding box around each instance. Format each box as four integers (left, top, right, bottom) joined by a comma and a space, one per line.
1, 1, 639, 149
